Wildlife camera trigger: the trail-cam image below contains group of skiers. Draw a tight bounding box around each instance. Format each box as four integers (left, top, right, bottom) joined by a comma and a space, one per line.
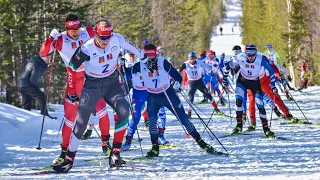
16, 13, 311, 173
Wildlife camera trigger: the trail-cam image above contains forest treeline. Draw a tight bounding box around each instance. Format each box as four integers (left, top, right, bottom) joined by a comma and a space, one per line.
0, 0, 223, 105
241, 0, 320, 85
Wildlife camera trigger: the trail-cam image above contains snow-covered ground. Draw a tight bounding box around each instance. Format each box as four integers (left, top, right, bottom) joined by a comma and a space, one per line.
1, 0, 320, 179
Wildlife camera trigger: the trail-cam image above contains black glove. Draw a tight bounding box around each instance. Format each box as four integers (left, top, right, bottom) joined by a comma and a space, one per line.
287, 75, 292, 82
279, 77, 284, 84
272, 87, 278, 94
67, 94, 79, 103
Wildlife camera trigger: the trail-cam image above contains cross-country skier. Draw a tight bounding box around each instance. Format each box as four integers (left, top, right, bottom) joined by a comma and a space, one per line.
53, 19, 146, 173
223, 44, 276, 138
40, 14, 111, 165
202, 50, 226, 106
121, 55, 168, 151
264, 44, 294, 100
264, 44, 286, 68
17, 53, 57, 119
179, 51, 222, 118
130, 44, 218, 157
246, 52, 300, 131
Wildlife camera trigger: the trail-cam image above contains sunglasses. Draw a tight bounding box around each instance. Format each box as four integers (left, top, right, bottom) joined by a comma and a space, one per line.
213, 64, 218, 67
67, 28, 80, 33
98, 34, 112, 40
246, 54, 256, 58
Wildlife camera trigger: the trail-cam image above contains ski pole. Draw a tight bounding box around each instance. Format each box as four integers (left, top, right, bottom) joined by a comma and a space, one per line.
179, 91, 213, 139
286, 90, 309, 121
180, 88, 229, 154
207, 89, 226, 125
153, 71, 190, 138
269, 95, 275, 127
180, 90, 215, 121
227, 89, 232, 125
36, 42, 57, 150
55, 117, 65, 142
120, 63, 144, 157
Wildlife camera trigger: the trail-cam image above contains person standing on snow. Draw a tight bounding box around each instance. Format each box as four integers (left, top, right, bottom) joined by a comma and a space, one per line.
298, 61, 309, 90
53, 19, 147, 173
219, 26, 223, 35
17, 54, 57, 119
40, 14, 111, 166
129, 44, 219, 157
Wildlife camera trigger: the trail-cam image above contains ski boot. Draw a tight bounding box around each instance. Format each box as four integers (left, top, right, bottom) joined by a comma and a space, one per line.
246, 122, 256, 132
220, 97, 226, 106
121, 137, 132, 151
187, 111, 192, 119
273, 108, 285, 119
231, 121, 243, 135
81, 129, 92, 140
101, 135, 111, 155
52, 146, 67, 166
199, 98, 209, 104
214, 108, 223, 116
195, 136, 217, 154
158, 135, 168, 145
263, 125, 275, 138
146, 142, 159, 157
242, 112, 247, 123
144, 118, 149, 129
109, 146, 126, 168
53, 150, 76, 173
286, 114, 299, 123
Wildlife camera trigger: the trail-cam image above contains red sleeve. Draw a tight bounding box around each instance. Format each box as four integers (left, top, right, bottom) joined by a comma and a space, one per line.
272, 64, 281, 79
86, 26, 95, 38
39, 36, 63, 56
66, 67, 76, 94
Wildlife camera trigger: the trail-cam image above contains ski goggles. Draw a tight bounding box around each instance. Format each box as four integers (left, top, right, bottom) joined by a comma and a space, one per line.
233, 50, 242, 55
67, 28, 81, 33
97, 34, 112, 40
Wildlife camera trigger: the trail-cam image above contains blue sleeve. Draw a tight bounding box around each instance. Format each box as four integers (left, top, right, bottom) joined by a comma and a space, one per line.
219, 58, 224, 69
163, 59, 182, 84
127, 62, 140, 79
178, 63, 186, 73
261, 57, 276, 87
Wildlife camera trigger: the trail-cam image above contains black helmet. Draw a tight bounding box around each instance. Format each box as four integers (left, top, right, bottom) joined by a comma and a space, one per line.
232, 45, 241, 51
245, 44, 257, 55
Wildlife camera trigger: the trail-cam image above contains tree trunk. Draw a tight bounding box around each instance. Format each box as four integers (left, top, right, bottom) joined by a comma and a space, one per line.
286, 0, 295, 86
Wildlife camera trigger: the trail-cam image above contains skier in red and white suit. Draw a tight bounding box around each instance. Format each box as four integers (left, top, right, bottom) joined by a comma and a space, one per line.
40, 14, 111, 165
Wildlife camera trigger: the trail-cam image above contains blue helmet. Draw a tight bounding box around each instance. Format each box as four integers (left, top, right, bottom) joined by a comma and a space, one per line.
143, 40, 149, 45
267, 43, 272, 49
167, 57, 172, 61
188, 51, 196, 58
